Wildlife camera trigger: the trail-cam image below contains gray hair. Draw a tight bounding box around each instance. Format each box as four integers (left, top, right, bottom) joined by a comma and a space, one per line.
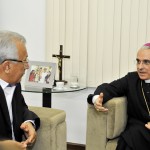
0, 30, 26, 63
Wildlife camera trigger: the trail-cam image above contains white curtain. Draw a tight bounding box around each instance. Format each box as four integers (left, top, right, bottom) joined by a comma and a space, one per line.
46, 0, 150, 87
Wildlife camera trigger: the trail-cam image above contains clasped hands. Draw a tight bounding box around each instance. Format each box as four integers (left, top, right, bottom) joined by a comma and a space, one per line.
94, 93, 108, 112
20, 122, 37, 148
0, 122, 37, 150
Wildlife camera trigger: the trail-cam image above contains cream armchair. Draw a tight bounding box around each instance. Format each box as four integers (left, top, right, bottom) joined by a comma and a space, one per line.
86, 97, 127, 150
28, 106, 67, 150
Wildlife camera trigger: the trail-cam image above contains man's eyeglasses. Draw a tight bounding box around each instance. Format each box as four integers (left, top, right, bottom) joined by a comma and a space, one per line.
136, 59, 150, 65
1, 58, 29, 67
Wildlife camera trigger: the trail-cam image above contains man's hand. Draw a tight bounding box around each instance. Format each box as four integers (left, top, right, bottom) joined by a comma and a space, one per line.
145, 122, 150, 130
20, 122, 37, 146
94, 93, 108, 112
0, 140, 27, 150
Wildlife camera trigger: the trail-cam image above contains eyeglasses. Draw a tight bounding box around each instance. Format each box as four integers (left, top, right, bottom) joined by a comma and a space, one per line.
136, 59, 150, 65
2, 58, 29, 63
1, 58, 29, 67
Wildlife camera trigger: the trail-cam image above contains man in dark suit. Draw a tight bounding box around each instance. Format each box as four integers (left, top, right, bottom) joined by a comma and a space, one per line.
87, 43, 150, 150
0, 30, 40, 150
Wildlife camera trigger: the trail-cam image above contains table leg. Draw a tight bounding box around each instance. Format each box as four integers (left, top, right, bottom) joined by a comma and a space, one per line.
42, 92, 52, 107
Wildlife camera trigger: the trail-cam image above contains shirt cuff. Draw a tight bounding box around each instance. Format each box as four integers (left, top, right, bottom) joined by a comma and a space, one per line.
24, 120, 36, 129
92, 95, 99, 104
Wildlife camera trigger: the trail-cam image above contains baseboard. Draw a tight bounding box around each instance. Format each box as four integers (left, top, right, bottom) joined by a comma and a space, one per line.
67, 142, 85, 150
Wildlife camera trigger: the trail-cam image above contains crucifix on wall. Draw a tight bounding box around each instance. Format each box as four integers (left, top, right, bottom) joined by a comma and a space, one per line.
52, 45, 70, 82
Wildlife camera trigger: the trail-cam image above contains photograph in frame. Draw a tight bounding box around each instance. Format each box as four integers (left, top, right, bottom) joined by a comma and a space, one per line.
25, 61, 56, 89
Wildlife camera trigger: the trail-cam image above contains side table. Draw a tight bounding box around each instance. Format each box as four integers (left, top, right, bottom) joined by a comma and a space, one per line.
22, 85, 86, 108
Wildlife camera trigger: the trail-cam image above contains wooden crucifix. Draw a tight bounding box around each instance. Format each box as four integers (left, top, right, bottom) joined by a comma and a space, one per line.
52, 45, 70, 82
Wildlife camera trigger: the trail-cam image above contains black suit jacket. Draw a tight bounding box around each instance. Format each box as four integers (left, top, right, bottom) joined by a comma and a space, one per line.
87, 72, 150, 149
0, 83, 40, 142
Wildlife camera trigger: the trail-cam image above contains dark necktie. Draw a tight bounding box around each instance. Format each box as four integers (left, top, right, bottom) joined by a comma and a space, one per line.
7, 84, 12, 87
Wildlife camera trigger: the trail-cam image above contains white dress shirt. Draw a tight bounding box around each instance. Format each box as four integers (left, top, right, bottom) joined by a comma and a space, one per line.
0, 79, 16, 139
0, 79, 35, 140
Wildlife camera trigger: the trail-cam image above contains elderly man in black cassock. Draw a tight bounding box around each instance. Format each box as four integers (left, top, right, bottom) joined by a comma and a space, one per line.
87, 43, 150, 150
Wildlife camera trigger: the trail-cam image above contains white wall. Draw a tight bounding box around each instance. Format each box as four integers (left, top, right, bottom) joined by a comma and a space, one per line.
51, 88, 95, 144
0, 0, 46, 61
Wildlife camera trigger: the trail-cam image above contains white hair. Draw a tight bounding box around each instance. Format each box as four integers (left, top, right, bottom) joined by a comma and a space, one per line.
0, 30, 26, 63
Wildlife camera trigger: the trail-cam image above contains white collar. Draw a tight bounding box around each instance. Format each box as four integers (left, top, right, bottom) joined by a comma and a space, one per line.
0, 79, 9, 89
0, 79, 16, 89
145, 79, 150, 83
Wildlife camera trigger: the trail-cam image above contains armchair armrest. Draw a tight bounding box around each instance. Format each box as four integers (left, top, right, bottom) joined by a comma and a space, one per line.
104, 97, 127, 139
86, 97, 127, 150
29, 106, 67, 150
